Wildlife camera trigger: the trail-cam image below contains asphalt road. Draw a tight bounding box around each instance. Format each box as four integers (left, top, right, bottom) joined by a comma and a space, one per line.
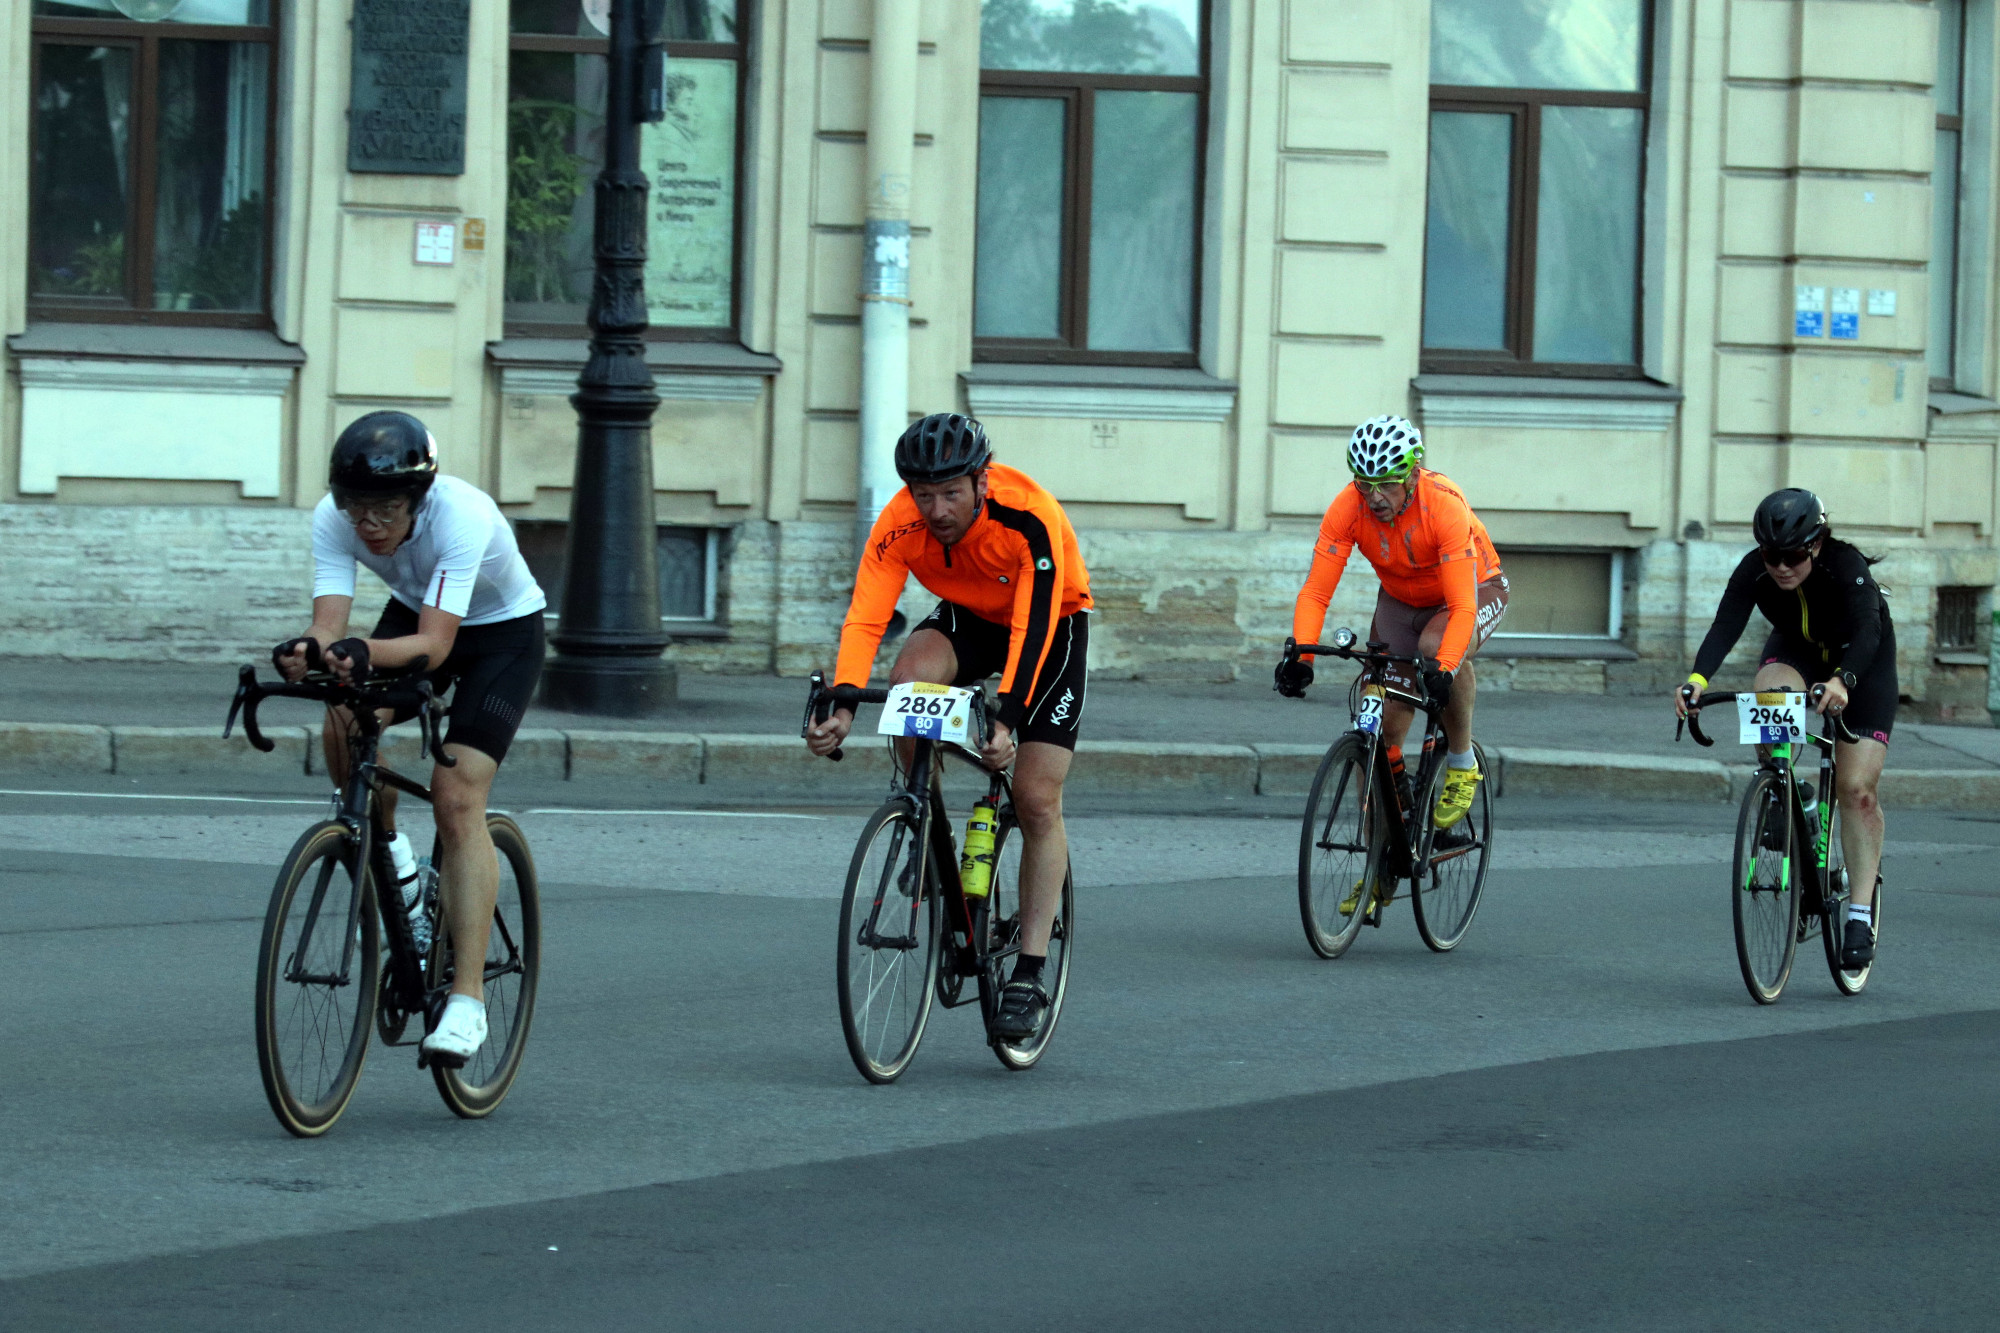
3, 778, 1998, 1329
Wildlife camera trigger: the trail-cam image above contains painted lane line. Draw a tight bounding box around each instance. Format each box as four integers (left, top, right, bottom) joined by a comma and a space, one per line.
0, 788, 329, 806
517, 808, 826, 820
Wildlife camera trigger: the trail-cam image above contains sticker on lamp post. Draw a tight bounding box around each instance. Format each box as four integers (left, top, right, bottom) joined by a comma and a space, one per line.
1830, 288, 1861, 339
1794, 286, 1826, 338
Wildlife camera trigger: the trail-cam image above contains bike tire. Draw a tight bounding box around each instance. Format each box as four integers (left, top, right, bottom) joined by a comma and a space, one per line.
432, 815, 543, 1117
1820, 802, 1877, 994
1297, 734, 1382, 960
1732, 769, 1800, 1004
836, 800, 941, 1084
1412, 741, 1494, 952
981, 814, 1073, 1072
254, 821, 380, 1138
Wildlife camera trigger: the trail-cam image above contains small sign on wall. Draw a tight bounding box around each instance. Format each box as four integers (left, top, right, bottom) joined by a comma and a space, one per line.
1867, 289, 1897, 316
415, 221, 456, 265
1794, 285, 1826, 338
1830, 287, 1861, 340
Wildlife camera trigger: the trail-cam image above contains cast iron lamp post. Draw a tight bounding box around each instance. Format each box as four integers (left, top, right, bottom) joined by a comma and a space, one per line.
540, 0, 676, 716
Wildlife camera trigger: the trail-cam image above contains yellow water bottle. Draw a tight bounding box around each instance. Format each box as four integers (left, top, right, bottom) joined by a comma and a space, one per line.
959, 800, 999, 898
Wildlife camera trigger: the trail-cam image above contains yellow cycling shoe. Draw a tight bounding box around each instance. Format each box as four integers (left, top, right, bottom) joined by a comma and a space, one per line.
1433, 763, 1483, 830
1339, 877, 1369, 917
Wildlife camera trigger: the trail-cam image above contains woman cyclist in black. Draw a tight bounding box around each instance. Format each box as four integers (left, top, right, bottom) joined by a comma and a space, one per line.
1671, 489, 1893, 969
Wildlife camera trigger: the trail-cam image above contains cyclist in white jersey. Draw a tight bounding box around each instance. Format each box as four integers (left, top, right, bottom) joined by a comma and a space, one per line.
274, 412, 547, 1064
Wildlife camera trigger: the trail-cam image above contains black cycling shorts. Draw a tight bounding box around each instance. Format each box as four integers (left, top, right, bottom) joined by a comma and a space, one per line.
1759, 626, 1898, 746
912, 601, 1088, 750
370, 600, 547, 763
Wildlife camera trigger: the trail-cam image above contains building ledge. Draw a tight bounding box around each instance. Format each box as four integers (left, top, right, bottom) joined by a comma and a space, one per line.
1414, 374, 1681, 432
8, 323, 304, 365
1935, 650, 1988, 667
1930, 390, 2000, 416
488, 338, 779, 404
1485, 635, 1640, 661
961, 363, 1237, 422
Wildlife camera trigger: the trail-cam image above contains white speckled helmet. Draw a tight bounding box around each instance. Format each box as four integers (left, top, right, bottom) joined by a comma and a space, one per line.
1347, 415, 1424, 482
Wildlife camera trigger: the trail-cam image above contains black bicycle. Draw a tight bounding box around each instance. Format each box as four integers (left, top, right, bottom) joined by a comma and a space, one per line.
805, 671, 1073, 1083
1281, 632, 1494, 959
1680, 683, 1875, 1003
228, 663, 541, 1136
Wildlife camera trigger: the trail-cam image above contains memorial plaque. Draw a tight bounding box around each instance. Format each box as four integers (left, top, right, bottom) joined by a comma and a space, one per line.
347, 0, 470, 175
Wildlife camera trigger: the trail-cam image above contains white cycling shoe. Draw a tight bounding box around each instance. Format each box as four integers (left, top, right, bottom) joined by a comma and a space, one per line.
421, 995, 487, 1067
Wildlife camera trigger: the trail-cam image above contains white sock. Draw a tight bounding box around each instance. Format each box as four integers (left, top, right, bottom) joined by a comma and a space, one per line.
1848, 903, 1873, 925
387, 832, 418, 883
1447, 749, 1477, 771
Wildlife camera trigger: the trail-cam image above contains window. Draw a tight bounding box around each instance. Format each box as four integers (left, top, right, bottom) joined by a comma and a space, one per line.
1933, 0, 1966, 386
514, 521, 722, 625
1936, 586, 1981, 652
973, 0, 1206, 365
1490, 550, 1625, 640
1422, 0, 1650, 375
505, 0, 743, 338
28, 0, 276, 325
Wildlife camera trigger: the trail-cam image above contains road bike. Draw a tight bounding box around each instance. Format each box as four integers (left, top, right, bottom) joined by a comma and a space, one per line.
227, 663, 540, 1136
1680, 683, 1875, 1003
804, 671, 1073, 1084
1280, 631, 1494, 959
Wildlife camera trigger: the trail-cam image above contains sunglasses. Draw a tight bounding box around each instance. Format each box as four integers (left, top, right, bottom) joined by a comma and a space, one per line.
1760, 545, 1814, 569
342, 499, 410, 528
1354, 478, 1406, 497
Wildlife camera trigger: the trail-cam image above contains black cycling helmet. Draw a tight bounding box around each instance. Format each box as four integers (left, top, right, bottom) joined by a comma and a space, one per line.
1752, 488, 1828, 550
330, 410, 438, 507
894, 413, 991, 484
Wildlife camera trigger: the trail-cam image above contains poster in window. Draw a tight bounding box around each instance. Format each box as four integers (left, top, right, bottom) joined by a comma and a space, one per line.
644, 59, 736, 328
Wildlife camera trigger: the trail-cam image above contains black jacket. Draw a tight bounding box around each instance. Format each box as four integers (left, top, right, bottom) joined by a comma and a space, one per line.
1692, 540, 1892, 684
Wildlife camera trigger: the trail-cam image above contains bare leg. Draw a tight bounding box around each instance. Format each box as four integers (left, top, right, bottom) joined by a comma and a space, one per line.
322, 706, 399, 829
886, 628, 960, 768
431, 744, 500, 1002
1010, 741, 1072, 955
1749, 663, 1808, 765
1835, 737, 1887, 910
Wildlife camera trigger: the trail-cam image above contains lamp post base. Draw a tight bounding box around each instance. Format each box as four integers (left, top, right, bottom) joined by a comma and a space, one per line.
539, 654, 679, 717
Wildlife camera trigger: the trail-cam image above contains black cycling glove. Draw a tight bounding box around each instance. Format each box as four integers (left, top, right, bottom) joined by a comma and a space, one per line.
327, 637, 372, 684
1420, 664, 1455, 713
271, 637, 324, 674
1274, 658, 1314, 698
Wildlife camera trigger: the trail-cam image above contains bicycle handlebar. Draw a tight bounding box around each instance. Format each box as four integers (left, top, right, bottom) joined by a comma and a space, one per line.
802, 670, 991, 763
226, 660, 456, 768
1678, 684, 1861, 748
1282, 634, 1430, 669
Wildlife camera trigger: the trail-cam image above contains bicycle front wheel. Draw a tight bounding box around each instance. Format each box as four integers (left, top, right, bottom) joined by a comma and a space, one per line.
432, 815, 542, 1118
982, 815, 1073, 1072
1412, 741, 1494, 952
837, 800, 941, 1084
254, 821, 380, 1137
1820, 804, 1877, 995
1298, 734, 1382, 959
1733, 770, 1800, 1004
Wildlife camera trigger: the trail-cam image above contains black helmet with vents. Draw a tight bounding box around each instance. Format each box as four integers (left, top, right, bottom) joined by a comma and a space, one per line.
894, 413, 991, 484
1752, 488, 1828, 550
329, 411, 438, 507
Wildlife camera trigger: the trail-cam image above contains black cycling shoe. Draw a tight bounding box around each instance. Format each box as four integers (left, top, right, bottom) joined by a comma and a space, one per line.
1840, 918, 1877, 969
991, 978, 1049, 1042
1434, 821, 1474, 851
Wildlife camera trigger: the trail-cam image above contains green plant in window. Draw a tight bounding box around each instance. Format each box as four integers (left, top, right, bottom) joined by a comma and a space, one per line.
36, 231, 126, 297
507, 98, 592, 305
155, 193, 264, 310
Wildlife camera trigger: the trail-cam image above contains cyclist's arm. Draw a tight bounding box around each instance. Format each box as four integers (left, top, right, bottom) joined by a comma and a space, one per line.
832, 517, 913, 696
1428, 493, 1482, 672
992, 503, 1066, 734
1291, 495, 1358, 659
1830, 547, 1884, 681
360, 603, 464, 671
1689, 552, 1761, 685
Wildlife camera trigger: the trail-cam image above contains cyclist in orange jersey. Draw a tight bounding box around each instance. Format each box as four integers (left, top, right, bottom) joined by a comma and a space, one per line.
806, 413, 1090, 1043
1277, 415, 1508, 835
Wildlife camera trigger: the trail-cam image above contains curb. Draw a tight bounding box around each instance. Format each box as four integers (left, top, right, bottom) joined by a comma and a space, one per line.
0, 722, 1993, 808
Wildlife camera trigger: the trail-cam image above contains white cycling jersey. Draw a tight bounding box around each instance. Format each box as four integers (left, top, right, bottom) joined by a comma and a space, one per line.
312, 475, 547, 626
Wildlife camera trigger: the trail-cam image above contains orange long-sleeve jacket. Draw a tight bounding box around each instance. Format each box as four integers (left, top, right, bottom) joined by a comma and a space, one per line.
1290, 468, 1502, 672
836, 464, 1092, 730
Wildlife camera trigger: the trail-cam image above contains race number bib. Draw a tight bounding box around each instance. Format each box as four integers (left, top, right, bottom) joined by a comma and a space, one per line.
1353, 693, 1384, 736
1738, 692, 1807, 745
877, 682, 977, 743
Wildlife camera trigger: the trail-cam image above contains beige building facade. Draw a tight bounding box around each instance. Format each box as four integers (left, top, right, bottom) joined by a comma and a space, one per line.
1, 0, 1994, 713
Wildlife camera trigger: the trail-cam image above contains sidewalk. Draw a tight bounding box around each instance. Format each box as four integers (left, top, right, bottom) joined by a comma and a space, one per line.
0, 657, 1993, 806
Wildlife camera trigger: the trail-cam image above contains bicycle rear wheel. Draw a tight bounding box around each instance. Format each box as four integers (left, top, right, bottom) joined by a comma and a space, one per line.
254, 821, 380, 1137
837, 800, 941, 1084
1820, 804, 1877, 994
981, 814, 1073, 1071
432, 815, 542, 1117
1412, 741, 1494, 952
1733, 770, 1800, 1004
1297, 734, 1382, 959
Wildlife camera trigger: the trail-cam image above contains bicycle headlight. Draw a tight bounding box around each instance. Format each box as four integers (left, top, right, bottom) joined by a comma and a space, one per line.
1331, 627, 1357, 651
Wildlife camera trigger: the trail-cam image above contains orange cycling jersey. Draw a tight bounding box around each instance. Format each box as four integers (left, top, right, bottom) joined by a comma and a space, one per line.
837, 463, 1092, 730
1291, 468, 1502, 673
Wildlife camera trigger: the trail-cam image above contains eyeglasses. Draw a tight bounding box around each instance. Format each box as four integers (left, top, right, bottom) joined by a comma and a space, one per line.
1760, 546, 1814, 569
342, 499, 409, 529
1354, 478, 1405, 498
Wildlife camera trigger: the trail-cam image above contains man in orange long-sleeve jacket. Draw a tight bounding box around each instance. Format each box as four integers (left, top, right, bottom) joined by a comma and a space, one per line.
806, 413, 1089, 1043
1277, 415, 1508, 833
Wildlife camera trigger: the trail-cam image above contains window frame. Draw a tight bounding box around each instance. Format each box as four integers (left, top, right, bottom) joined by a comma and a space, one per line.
27, 11, 280, 328
1422, 29, 1653, 378
503, 15, 750, 342
1933, 1, 1968, 390
973, 16, 1210, 368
